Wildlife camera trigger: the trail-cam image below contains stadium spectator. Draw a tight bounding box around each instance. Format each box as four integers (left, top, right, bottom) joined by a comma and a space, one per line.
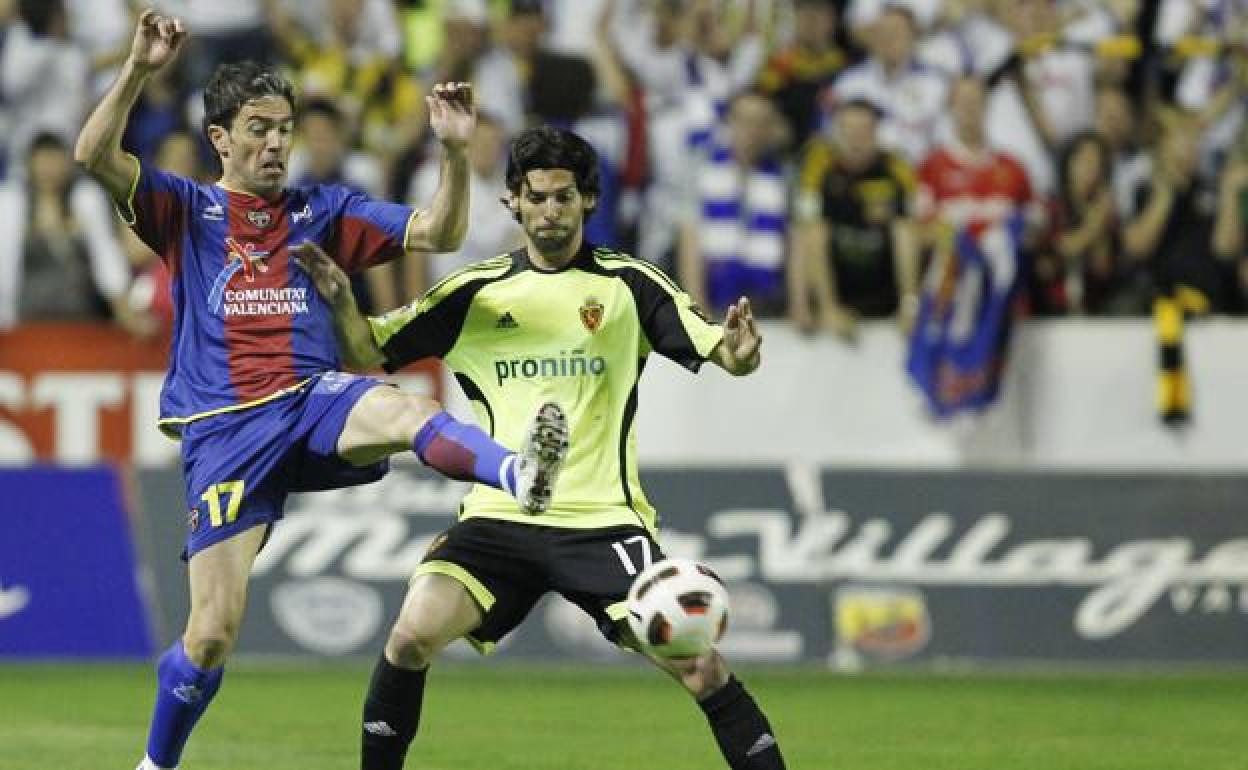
270, 0, 424, 163
1212, 124, 1248, 279
119, 52, 193, 168
426, 0, 526, 138
679, 91, 790, 317
120, 127, 203, 338
528, 46, 628, 248
1050, 130, 1146, 316
1124, 115, 1240, 314
917, 76, 1039, 238
845, 0, 944, 42
790, 99, 919, 336
401, 110, 522, 296
296, 124, 785, 770
76, 13, 566, 770
277, 0, 403, 61
1095, 81, 1155, 219
63, 0, 136, 97
829, 4, 949, 164
155, 0, 275, 85
0, 132, 134, 330
0, 0, 90, 178
614, 0, 767, 269
289, 97, 384, 198
756, 0, 846, 150
286, 96, 395, 313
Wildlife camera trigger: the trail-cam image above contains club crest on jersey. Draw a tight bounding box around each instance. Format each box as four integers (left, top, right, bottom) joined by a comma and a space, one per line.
247, 209, 272, 228
579, 297, 604, 332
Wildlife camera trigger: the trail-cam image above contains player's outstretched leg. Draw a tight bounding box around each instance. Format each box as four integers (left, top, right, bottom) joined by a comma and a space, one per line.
137, 525, 267, 770
360, 573, 483, 770
338, 388, 568, 514
653, 649, 787, 770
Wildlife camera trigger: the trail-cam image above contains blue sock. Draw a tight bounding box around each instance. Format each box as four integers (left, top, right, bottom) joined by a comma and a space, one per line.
412, 411, 517, 494
145, 640, 225, 768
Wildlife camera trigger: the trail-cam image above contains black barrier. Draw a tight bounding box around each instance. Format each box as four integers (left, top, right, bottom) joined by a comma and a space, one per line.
135, 466, 1248, 665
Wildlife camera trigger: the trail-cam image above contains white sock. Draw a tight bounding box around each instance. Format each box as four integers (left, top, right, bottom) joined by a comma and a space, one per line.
499, 454, 517, 496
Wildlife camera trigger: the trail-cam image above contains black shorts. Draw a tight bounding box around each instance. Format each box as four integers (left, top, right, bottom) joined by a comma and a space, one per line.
414, 517, 665, 653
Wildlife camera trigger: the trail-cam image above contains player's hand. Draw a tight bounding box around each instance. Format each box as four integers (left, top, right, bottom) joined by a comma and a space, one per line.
722, 297, 762, 372
427, 82, 476, 149
129, 9, 186, 73
293, 242, 351, 306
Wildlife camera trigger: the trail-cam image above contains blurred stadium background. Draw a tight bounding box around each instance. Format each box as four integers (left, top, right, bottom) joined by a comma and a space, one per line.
3, 0, 1248, 768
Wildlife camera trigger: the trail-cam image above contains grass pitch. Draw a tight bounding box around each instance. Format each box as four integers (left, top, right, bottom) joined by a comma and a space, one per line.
0, 663, 1244, 770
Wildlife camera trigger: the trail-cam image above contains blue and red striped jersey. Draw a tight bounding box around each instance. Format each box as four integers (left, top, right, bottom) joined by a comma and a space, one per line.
121, 160, 414, 436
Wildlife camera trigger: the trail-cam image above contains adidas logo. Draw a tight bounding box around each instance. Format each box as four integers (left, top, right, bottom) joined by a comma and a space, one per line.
363, 721, 398, 737
746, 733, 776, 757
495, 312, 519, 329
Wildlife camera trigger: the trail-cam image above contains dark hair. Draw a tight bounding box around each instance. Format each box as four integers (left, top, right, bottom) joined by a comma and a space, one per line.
19, 0, 64, 37
299, 96, 345, 127
202, 61, 296, 139
837, 97, 882, 120
28, 130, 69, 155
506, 126, 600, 207
1057, 130, 1111, 210
528, 52, 596, 122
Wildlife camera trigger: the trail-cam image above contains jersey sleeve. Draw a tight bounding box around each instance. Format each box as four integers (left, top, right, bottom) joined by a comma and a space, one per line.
619, 260, 724, 372
325, 185, 417, 273
116, 154, 195, 262
367, 256, 511, 371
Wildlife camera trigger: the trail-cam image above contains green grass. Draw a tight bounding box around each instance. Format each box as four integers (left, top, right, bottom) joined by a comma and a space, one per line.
1, 663, 1245, 769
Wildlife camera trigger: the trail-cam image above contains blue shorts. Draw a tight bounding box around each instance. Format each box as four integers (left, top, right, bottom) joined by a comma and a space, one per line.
180, 372, 388, 558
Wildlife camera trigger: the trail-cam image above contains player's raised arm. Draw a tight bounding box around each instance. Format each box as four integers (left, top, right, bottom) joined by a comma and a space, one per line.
75, 10, 186, 200
293, 242, 385, 370
710, 297, 763, 376
405, 82, 475, 253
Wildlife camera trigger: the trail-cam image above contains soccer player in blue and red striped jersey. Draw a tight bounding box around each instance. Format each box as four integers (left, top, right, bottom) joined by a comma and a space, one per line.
75, 11, 568, 770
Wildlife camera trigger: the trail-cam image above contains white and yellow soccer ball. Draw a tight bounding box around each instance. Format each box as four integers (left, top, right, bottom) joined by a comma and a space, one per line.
626, 558, 729, 658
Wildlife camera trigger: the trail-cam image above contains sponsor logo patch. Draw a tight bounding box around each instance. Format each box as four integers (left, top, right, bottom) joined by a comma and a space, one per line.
835, 584, 930, 661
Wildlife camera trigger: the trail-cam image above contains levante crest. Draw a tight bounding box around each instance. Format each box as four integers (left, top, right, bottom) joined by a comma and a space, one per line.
579, 297, 604, 332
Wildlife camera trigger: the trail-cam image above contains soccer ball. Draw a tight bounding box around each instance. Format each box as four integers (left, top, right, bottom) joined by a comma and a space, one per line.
626, 558, 729, 658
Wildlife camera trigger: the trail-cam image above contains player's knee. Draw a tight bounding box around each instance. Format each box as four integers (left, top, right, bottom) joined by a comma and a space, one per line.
183, 631, 235, 669
385, 623, 450, 669
389, 394, 445, 443
184, 612, 242, 668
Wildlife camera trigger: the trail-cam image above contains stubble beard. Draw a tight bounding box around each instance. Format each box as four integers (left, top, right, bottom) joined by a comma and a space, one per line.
530, 227, 576, 259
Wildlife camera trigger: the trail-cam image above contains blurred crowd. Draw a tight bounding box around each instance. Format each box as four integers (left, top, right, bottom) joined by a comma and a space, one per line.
2, 0, 1247, 341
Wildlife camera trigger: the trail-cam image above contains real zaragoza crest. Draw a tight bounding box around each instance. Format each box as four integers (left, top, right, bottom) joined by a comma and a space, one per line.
579, 297, 604, 332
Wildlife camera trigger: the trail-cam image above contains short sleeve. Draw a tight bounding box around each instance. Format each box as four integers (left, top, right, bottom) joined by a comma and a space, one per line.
117, 154, 196, 260
325, 185, 416, 274
368, 256, 513, 371
368, 299, 453, 372
618, 261, 724, 372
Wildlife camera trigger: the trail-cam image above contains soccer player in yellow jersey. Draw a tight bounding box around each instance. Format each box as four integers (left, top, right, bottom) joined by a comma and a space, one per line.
297, 126, 785, 770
